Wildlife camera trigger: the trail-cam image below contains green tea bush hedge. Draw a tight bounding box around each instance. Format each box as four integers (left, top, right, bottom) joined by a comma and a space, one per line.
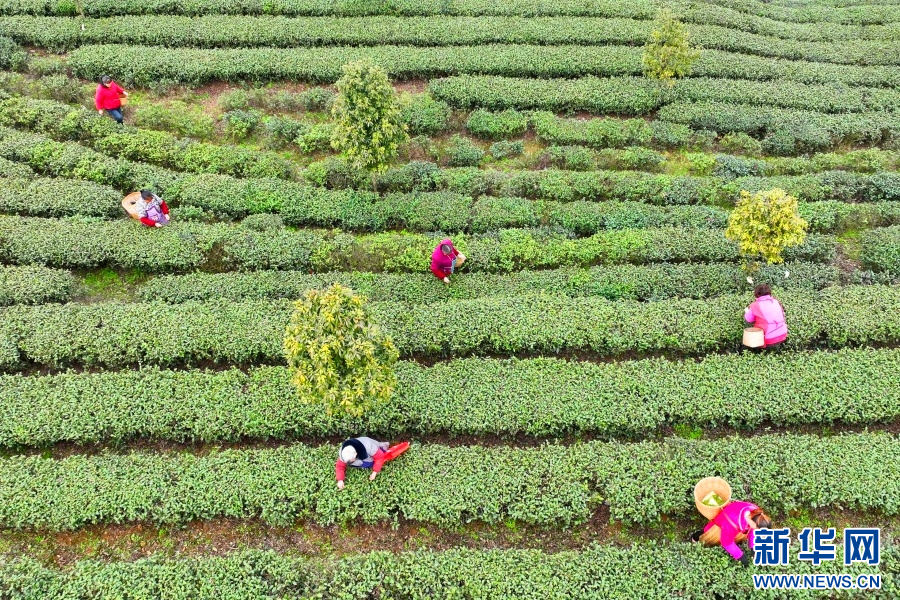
0, 97, 295, 179
0, 154, 32, 177
466, 109, 528, 139
1, 544, 895, 600
138, 262, 837, 304
0, 265, 73, 306
1, 347, 893, 446
0, 432, 898, 528
860, 225, 900, 274
0, 286, 895, 369
0, 176, 121, 218
0, 216, 835, 273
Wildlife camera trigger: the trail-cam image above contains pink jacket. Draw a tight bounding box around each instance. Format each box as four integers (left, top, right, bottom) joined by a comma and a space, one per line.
430, 238, 459, 278
703, 501, 758, 560
744, 295, 787, 346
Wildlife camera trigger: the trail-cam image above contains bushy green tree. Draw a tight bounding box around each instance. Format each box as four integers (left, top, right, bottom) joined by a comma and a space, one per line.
331, 60, 408, 178
726, 188, 808, 265
642, 8, 701, 86
284, 284, 398, 417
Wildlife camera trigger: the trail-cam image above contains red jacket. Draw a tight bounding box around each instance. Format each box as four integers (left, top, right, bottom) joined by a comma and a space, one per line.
430, 238, 459, 279
703, 501, 759, 561
335, 449, 387, 481
139, 201, 169, 227
95, 82, 124, 111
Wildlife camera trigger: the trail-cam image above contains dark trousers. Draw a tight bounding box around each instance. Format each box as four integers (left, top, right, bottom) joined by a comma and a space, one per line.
106, 107, 124, 124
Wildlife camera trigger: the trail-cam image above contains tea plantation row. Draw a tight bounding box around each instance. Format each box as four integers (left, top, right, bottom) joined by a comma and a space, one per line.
1, 348, 896, 445
3, 16, 898, 65
67, 45, 900, 89
0, 432, 897, 528
0, 0, 896, 32
0, 216, 840, 272
3, 544, 896, 600
137, 263, 842, 304
0, 287, 898, 369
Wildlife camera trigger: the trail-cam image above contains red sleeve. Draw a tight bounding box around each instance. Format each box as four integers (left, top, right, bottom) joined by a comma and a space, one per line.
372, 454, 386, 473
335, 460, 346, 481
139, 217, 155, 227
112, 82, 124, 95
450, 245, 460, 258
430, 265, 446, 279
160, 201, 169, 215
94, 87, 103, 110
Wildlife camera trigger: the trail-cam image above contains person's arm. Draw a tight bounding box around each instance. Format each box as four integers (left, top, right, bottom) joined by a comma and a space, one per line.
112, 82, 125, 95
95, 87, 103, 111
720, 528, 744, 561
160, 201, 169, 216
744, 307, 755, 323
335, 460, 346, 482
139, 216, 156, 227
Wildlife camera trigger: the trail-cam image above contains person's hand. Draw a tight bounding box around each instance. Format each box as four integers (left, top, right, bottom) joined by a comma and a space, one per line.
337, 480, 344, 490
154, 222, 163, 228
739, 554, 752, 568
98, 109, 104, 114
369, 471, 378, 481
442, 277, 449, 284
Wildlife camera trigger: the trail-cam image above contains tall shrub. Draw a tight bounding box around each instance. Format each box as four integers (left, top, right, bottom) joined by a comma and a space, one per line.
331, 60, 408, 181
642, 8, 701, 86
283, 284, 398, 417
726, 188, 808, 265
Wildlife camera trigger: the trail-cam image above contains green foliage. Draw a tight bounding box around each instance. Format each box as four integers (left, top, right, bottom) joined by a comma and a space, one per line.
0, 286, 896, 369
139, 262, 837, 304
1, 544, 898, 600
331, 60, 408, 173
2, 347, 894, 446
399, 93, 451, 136
719, 131, 762, 156
221, 109, 261, 141
860, 225, 900, 274
133, 101, 216, 140
0, 432, 898, 528
294, 122, 334, 154
488, 140, 523, 160
283, 284, 397, 417
0, 265, 74, 305
466, 109, 528, 139
726, 188, 808, 264
0, 35, 26, 71
0, 176, 121, 218
642, 8, 701, 85
444, 134, 484, 167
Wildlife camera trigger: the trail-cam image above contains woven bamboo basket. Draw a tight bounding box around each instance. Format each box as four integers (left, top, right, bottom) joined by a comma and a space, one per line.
121, 191, 141, 220
694, 477, 732, 520
742, 327, 765, 348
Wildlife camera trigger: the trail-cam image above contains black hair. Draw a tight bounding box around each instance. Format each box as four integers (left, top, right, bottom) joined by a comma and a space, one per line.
751, 510, 772, 530
140, 189, 154, 200
441, 244, 452, 255
99, 75, 112, 86
754, 283, 772, 298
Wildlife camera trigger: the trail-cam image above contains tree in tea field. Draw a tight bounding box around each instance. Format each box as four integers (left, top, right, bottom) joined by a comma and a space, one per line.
284, 284, 398, 417
726, 188, 808, 265
642, 8, 701, 86
331, 60, 408, 184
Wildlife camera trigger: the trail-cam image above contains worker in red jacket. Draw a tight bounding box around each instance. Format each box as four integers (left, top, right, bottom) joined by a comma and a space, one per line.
95, 75, 127, 124
335, 437, 409, 489
430, 238, 466, 284
136, 189, 170, 227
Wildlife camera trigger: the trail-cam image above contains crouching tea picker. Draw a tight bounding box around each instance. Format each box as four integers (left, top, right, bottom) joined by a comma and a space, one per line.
691, 477, 772, 567
335, 437, 410, 489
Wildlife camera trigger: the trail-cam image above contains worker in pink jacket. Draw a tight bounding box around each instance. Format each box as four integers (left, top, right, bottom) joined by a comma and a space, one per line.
430, 238, 466, 284
691, 501, 772, 566
744, 284, 787, 348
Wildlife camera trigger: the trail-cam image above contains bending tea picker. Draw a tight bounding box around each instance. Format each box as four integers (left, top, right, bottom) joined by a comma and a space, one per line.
742, 284, 787, 349
430, 238, 466, 284
691, 477, 772, 567
335, 437, 410, 489
95, 75, 128, 125
122, 189, 170, 227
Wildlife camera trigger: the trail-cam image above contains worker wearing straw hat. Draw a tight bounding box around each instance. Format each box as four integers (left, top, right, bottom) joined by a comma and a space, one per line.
691, 500, 772, 567
335, 437, 410, 489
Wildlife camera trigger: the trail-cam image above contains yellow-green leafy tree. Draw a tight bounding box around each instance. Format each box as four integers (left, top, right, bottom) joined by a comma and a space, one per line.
284, 284, 398, 417
642, 8, 701, 86
331, 59, 408, 186
726, 188, 808, 265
